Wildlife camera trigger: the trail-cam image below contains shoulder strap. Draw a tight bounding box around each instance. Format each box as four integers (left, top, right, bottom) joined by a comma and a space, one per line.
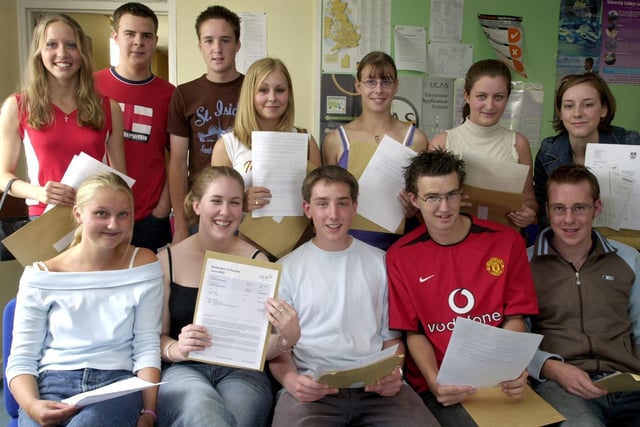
338, 126, 350, 152
250, 249, 262, 259
402, 124, 416, 146
0, 178, 19, 211
128, 247, 141, 268
166, 246, 174, 282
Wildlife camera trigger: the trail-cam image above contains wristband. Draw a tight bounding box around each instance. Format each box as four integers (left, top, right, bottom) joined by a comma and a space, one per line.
164, 341, 176, 362
140, 409, 157, 422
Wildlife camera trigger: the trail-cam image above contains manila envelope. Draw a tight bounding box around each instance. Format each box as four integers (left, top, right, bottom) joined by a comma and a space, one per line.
2, 206, 76, 266
462, 385, 565, 427
596, 227, 640, 250
462, 185, 522, 228
347, 140, 404, 234
594, 372, 640, 393
239, 162, 317, 259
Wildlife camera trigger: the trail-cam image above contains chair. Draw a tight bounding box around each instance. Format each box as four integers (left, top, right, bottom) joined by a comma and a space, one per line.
3, 298, 19, 426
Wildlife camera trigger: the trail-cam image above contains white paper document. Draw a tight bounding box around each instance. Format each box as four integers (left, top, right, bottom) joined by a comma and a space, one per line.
590, 167, 634, 230
394, 26, 427, 72
189, 251, 281, 371
585, 144, 640, 230
437, 317, 543, 388
357, 136, 417, 232
251, 131, 308, 218
47, 152, 135, 213
61, 377, 162, 407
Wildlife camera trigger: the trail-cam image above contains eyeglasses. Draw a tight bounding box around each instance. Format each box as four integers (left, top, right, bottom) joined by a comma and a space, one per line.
417, 190, 463, 205
360, 78, 396, 89
548, 203, 593, 216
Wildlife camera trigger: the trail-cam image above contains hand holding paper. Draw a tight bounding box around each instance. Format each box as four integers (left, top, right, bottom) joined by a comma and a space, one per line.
315, 344, 403, 389
436, 317, 542, 389
61, 377, 162, 407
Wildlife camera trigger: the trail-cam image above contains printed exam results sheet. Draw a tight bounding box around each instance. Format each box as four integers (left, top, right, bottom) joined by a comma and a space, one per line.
189, 251, 281, 371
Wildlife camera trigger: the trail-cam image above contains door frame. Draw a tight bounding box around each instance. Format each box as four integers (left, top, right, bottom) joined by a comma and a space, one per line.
17, 0, 176, 84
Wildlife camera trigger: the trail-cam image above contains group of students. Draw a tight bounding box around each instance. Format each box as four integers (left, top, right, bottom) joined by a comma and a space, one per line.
0, 2, 639, 427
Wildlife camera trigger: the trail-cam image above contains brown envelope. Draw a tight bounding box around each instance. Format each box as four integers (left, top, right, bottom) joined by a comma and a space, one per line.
2, 206, 76, 266
596, 227, 640, 250
239, 162, 318, 259
461, 385, 565, 427
316, 354, 404, 388
462, 185, 522, 227
593, 372, 640, 392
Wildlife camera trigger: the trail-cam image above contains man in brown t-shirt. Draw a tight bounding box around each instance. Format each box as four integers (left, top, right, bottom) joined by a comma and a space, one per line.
167, 5, 243, 243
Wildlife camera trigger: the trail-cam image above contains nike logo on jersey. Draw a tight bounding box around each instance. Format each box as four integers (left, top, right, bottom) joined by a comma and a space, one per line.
419, 275, 435, 283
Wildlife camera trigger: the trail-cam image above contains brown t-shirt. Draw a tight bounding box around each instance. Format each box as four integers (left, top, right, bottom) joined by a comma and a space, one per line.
167, 74, 244, 181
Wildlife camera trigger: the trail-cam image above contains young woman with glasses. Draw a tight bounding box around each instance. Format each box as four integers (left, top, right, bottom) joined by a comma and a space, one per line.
322, 51, 429, 250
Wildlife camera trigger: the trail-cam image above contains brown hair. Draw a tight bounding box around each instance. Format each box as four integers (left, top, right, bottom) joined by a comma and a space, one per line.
302, 165, 358, 203
546, 164, 600, 202
462, 59, 512, 121
404, 149, 466, 195
195, 5, 240, 40
552, 73, 616, 133
184, 166, 245, 225
356, 51, 397, 81
112, 2, 158, 33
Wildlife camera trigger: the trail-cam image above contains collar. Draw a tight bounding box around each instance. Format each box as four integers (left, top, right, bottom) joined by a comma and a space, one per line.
532, 226, 617, 260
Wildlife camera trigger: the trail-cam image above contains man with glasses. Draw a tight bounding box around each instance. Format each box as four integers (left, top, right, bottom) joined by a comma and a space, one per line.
527, 164, 640, 426
386, 149, 538, 426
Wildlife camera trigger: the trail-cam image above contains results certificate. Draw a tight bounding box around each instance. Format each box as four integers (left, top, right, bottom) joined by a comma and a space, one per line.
189, 251, 281, 371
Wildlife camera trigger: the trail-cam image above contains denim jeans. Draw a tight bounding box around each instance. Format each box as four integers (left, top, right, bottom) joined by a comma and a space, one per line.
18, 369, 141, 427
535, 377, 640, 427
157, 362, 273, 427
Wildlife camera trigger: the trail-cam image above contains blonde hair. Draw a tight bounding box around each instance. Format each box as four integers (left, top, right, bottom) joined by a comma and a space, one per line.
233, 57, 295, 148
69, 172, 133, 247
22, 13, 105, 130
183, 166, 245, 226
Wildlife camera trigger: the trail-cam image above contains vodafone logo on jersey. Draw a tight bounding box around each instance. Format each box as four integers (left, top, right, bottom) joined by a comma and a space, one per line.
424, 288, 503, 334
448, 288, 474, 314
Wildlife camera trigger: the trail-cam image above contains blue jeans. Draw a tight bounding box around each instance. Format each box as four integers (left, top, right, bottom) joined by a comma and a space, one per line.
535, 377, 640, 427
18, 369, 141, 427
132, 214, 172, 253
157, 362, 273, 427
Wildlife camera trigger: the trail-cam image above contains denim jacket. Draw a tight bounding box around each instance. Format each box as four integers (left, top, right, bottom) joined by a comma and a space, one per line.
534, 126, 640, 227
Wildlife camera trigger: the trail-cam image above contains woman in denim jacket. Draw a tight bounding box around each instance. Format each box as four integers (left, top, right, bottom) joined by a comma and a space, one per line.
534, 73, 640, 227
